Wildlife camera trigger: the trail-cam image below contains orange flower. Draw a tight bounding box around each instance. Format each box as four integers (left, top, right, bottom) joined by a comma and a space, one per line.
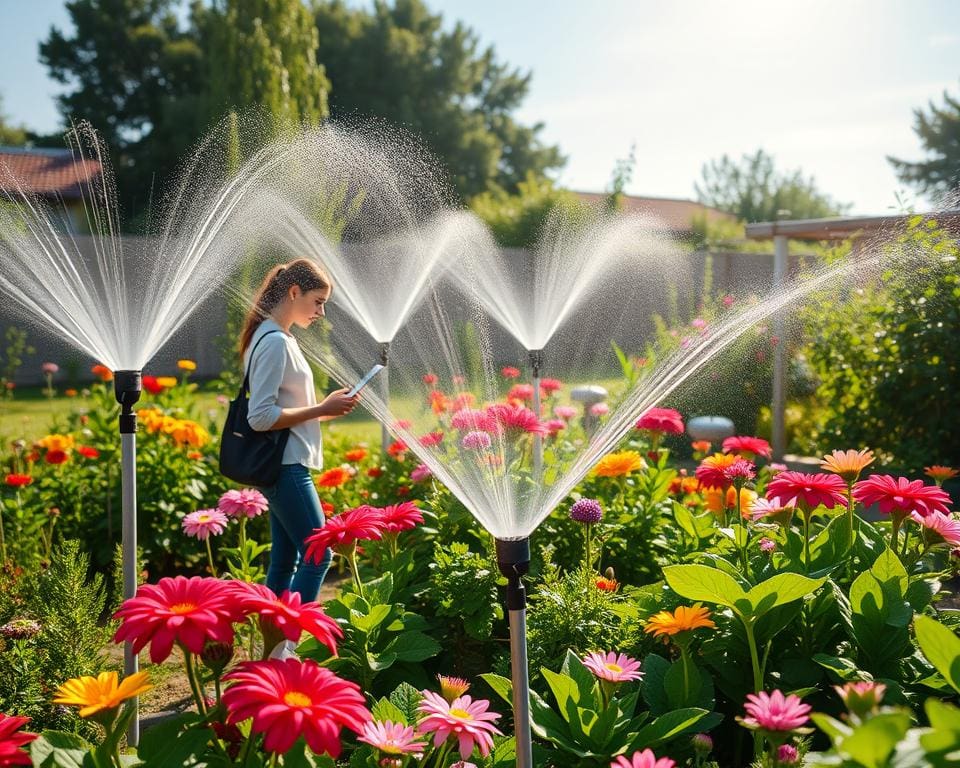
691, 440, 712, 455
593, 450, 645, 478
344, 448, 367, 463
176, 359, 197, 372
91, 364, 113, 382
705, 486, 756, 518
595, 577, 619, 592
65, 388, 78, 397
695, 453, 740, 490
53, 671, 152, 719
156, 376, 178, 389
37, 434, 74, 452
644, 603, 716, 638
925, 465, 959, 485
821, 449, 875, 483
428, 390, 448, 415
316, 467, 351, 488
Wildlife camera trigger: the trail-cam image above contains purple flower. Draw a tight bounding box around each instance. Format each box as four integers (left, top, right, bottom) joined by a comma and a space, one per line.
462, 431, 492, 450
570, 498, 603, 524
777, 744, 798, 764
410, 463, 432, 483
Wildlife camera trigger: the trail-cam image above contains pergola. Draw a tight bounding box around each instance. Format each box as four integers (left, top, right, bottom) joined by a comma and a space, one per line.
744, 211, 960, 460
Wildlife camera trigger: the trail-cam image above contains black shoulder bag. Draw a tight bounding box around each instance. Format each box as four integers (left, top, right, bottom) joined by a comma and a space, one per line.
218, 330, 291, 487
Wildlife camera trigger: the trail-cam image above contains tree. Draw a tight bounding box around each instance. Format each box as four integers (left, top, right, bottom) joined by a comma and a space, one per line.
205, 0, 330, 128
888, 82, 960, 200
0, 96, 27, 146
313, 0, 564, 199
695, 149, 850, 223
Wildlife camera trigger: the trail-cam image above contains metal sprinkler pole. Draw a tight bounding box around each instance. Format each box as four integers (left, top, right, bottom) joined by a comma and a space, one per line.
529, 349, 544, 479
114, 370, 142, 746
496, 537, 532, 768
379, 342, 390, 459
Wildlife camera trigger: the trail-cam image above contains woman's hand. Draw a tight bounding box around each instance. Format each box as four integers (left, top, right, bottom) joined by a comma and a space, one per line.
318, 388, 359, 418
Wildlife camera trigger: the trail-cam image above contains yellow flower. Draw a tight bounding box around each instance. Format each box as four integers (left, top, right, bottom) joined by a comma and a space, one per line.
644, 603, 716, 638
171, 420, 210, 448
37, 434, 75, 452
53, 671, 152, 718
593, 450, 645, 478
820, 449, 874, 482
156, 376, 178, 389
177, 359, 197, 372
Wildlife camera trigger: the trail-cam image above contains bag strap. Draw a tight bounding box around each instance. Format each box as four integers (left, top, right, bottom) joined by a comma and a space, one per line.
241, 329, 284, 397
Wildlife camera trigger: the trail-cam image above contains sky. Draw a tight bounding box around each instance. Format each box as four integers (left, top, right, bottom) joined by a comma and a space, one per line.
0, 0, 957, 216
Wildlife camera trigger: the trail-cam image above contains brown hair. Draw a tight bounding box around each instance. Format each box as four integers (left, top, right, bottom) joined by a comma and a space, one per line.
239, 259, 332, 356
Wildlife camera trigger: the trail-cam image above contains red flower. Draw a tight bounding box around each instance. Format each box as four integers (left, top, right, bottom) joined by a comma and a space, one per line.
113, 576, 240, 663
595, 577, 619, 592
231, 583, 341, 654
507, 383, 535, 401
695, 453, 741, 490
223, 659, 369, 756
765, 471, 848, 511
422, 373, 438, 385
635, 407, 685, 435
316, 467, 351, 488
418, 431, 444, 447
0, 714, 37, 766
722, 435, 772, 459
378, 501, 424, 533
44, 449, 69, 465
853, 474, 951, 518
387, 440, 408, 458
304, 506, 385, 561
366, 467, 382, 478
486, 403, 547, 436
501, 366, 521, 379
539, 378, 562, 395
397, 485, 410, 496
141, 375, 163, 395
4, 474, 32, 488
321, 500, 335, 514
76, 445, 100, 459
91, 364, 113, 382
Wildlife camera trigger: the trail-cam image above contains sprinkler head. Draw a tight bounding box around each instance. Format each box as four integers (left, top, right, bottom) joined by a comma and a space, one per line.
495, 537, 530, 578
113, 370, 142, 433
379, 342, 390, 366
528, 349, 544, 377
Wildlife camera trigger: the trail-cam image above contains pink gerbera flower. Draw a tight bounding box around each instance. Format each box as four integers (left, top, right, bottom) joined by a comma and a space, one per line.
418, 431, 445, 447
635, 407, 684, 435
554, 405, 578, 420
501, 366, 521, 379
304, 506, 385, 561
378, 501, 424, 533
507, 383, 535, 401
358, 720, 426, 755
181, 509, 228, 540
417, 691, 502, 760
223, 659, 369, 756
582, 651, 643, 683
740, 690, 811, 732
544, 419, 566, 436
0, 714, 37, 766
218, 488, 269, 519
462, 431, 493, 451
451, 409, 495, 432
410, 463, 432, 483
911, 510, 960, 546
696, 453, 741, 490
113, 576, 240, 663
611, 749, 676, 768
853, 474, 951, 518
486, 403, 546, 435
766, 471, 848, 511
722, 435, 772, 459
231, 582, 341, 654
723, 458, 756, 484
540, 378, 563, 395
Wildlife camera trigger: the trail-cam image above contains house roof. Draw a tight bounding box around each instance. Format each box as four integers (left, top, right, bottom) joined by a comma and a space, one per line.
0, 146, 102, 200
573, 191, 736, 232
744, 211, 960, 241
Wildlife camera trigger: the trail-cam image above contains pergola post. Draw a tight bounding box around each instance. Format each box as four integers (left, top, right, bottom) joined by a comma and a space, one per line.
771, 234, 788, 462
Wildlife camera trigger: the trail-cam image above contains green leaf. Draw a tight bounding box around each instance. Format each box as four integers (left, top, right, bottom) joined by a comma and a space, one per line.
810, 713, 853, 742
812, 653, 865, 682
561, 650, 600, 703
135, 713, 208, 768
641, 654, 671, 714
371, 696, 408, 726
663, 565, 746, 609
30, 732, 91, 768
915, 614, 960, 694
631, 707, 709, 749
382, 630, 441, 662
367, 650, 397, 671
388, 682, 424, 724
352, 603, 393, 633
364, 572, 394, 606
746, 573, 826, 615
480, 673, 515, 709
663, 659, 702, 709
542, 668, 580, 720
488, 736, 517, 768
672, 502, 700, 540
839, 711, 911, 768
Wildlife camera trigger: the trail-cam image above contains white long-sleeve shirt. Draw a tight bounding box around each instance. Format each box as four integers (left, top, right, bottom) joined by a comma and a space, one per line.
244, 319, 323, 470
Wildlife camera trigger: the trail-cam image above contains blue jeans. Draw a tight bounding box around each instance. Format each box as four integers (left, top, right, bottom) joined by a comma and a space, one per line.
261, 464, 331, 602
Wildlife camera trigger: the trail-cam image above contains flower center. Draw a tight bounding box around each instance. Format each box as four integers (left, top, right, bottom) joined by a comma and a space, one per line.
604, 663, 623, 673
197, 514, 211, 523
449, 708, 472, 720
283, 691, 312, 707
169, 602, 197, 614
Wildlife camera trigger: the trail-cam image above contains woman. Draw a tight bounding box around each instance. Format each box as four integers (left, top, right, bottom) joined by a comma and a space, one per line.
241, 259, 357, 617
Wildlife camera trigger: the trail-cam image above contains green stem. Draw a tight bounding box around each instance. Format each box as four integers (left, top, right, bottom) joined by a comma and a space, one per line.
182, 650, 208, 715
205, 538, 218, 578
348, 545, 365, 600
743, 618, 763, 692
890, 514, 902, 556
238, 517, 248, 581
803, 511, 811, 575
680, 647, 693, 704
901, 523, 911, 562
846, 485, 855, 553
0, 499, 7, 565
585, 523, 592, 572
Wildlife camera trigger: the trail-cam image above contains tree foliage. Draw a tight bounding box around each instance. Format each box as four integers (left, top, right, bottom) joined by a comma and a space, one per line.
313, 0, 564, 199
888, 82, 960, 200
0, 95, 27, 146
695, 148, 850, 223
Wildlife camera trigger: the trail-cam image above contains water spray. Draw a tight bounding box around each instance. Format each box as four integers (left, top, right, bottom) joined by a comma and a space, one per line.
113, 370, 142, 746
379, 342, 390, 457
495, 537, 533, 768
529, 349, 544, 478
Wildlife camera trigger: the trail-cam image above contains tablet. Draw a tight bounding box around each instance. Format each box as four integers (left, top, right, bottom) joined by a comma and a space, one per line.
347, 364, 385, 397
